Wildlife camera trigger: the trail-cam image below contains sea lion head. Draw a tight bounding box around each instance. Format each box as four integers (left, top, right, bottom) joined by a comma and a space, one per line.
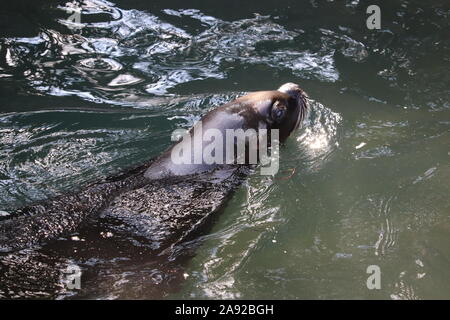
277, 82, 308, 132
255, 82, 308, 142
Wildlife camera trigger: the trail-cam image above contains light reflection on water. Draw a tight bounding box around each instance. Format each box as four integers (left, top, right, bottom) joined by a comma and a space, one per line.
1, 0, 347, 105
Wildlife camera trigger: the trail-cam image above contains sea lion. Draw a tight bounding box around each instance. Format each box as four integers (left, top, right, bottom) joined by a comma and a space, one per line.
0, 83, 308, 254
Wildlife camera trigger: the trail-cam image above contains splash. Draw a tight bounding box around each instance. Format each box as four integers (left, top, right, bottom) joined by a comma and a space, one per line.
295, 100, 342, 172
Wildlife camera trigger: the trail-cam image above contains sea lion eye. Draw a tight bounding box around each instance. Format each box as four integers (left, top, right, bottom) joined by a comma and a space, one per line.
271, 101, 286, 123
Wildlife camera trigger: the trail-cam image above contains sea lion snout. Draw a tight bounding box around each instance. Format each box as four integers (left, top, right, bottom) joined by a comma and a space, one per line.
275, 82, 309, 140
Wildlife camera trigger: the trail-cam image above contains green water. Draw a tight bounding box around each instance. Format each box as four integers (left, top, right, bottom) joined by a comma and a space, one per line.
0, 0, 449, 299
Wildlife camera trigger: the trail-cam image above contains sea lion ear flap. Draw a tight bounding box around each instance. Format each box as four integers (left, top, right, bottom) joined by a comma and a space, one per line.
270, 100, 287, 124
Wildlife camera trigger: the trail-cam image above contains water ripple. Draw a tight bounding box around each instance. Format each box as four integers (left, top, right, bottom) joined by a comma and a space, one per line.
0, 0, 343, 105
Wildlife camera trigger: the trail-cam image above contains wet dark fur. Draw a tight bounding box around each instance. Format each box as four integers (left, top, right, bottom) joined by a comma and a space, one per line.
0, 85, 308, 298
